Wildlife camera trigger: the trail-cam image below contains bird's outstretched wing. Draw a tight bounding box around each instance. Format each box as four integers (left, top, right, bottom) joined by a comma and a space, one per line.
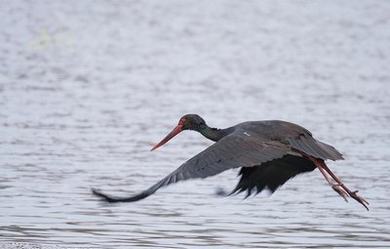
92, 132, 290, 202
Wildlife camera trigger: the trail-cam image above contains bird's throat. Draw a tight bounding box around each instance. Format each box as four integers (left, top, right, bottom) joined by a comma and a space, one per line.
199, 126, 226, 142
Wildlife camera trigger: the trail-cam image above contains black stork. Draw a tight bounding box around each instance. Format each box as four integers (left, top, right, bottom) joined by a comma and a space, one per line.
92, 114, 369, 210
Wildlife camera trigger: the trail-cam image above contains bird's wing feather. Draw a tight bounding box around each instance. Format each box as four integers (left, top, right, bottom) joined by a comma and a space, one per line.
287, 135, 343, 161
230, 154, 316, 197
92, 132, 290, 202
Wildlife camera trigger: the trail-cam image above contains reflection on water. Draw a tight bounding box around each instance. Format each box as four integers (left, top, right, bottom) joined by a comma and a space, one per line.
1, 0, 390, 248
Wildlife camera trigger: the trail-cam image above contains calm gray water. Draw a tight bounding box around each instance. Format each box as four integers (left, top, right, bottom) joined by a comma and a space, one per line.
1, 1, 390, 248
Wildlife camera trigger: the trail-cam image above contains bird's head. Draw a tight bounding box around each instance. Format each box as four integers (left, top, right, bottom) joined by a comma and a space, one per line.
151, 114, 206, 151
180, 114, 206, 131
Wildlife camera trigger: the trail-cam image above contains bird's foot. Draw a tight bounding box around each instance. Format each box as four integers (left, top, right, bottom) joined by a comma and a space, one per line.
349, 190, 369, 211
331, 183, 349, 202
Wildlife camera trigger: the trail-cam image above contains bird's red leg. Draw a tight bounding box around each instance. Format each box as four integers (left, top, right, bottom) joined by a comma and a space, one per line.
319, 161, 369, 210
317, 165, 348, 202
311, 157, 369, 210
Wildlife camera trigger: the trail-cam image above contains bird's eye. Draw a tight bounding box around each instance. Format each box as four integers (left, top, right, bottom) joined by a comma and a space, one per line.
179, 118, 186, 125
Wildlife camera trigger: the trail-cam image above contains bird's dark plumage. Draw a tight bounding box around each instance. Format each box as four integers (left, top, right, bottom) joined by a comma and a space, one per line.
92, 115, 368, 210
231, 155, 316, 196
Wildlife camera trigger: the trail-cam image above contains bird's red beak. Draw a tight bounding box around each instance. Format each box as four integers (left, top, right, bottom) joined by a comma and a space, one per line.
151, 124, 184, 151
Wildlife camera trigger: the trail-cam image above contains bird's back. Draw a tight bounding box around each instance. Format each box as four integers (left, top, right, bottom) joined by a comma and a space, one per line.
232, 120, 343, 161
234, 120, 312, 141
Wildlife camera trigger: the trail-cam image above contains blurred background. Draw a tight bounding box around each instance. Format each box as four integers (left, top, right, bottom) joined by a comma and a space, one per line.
1, 0, 390, 248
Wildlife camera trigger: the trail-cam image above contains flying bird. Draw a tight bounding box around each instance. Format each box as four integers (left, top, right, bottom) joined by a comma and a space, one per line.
92, 114, 369, 210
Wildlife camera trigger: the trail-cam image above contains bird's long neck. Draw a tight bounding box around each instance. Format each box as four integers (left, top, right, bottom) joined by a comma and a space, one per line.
198, 125, 228, 142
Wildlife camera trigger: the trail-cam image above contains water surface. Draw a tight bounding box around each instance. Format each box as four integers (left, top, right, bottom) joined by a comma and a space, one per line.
1, 1, 390, 248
